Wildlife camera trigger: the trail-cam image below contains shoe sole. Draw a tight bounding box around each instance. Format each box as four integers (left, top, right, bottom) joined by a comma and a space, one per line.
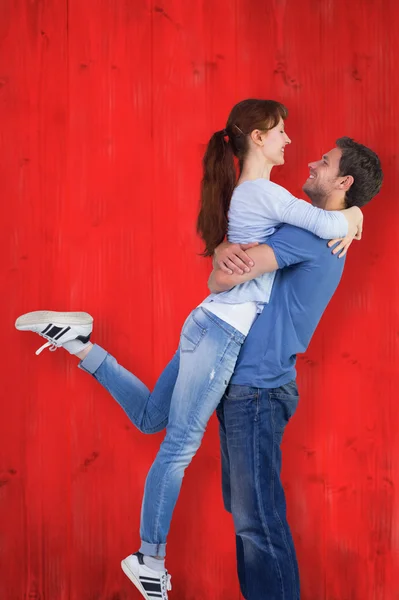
15, 311, 93, 330
121, 559, 149, 599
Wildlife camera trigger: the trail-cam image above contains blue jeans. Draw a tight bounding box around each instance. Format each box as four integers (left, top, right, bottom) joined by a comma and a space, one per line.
216, 381, 300, 600
79, 307, 245, 558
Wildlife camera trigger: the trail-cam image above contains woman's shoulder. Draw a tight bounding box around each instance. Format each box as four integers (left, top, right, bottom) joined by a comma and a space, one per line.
233, 178, 293, 203
252, 178, 292, 198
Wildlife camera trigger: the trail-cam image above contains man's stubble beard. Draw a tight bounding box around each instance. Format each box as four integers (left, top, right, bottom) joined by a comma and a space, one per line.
302, 183, 326, 208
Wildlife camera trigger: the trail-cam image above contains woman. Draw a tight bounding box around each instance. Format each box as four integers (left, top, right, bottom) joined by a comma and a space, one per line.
15, 99, 362, 600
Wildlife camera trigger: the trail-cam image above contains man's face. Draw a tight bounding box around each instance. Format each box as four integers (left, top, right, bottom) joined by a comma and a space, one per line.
302, 147, 343, 204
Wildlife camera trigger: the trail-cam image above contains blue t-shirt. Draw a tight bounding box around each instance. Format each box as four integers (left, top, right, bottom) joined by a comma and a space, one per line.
230, 224, 346, 388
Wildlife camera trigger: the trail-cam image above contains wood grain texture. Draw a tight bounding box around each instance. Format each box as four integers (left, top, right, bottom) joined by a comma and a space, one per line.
1, 1, 398, 598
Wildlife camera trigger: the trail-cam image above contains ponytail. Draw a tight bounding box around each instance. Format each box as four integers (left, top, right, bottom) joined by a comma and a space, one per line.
197, 130, 236, 257
197, 99, 288, 257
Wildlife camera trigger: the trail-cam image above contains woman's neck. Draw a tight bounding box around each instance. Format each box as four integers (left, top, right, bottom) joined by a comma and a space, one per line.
237, 156, 273, 185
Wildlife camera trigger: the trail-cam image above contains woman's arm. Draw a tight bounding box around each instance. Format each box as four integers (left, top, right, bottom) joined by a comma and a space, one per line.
208, 244, 278, 293
279, 196, 363, 240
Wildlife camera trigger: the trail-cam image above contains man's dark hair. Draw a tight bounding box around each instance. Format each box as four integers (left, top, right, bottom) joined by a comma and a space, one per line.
336, 137, 383, 208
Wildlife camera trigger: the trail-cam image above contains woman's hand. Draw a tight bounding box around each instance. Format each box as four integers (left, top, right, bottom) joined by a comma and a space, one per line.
213, 242, 259, 275
328, 206, 363, 258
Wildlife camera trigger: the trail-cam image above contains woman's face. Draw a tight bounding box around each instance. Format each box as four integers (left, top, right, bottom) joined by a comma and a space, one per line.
260, 118, 291, 165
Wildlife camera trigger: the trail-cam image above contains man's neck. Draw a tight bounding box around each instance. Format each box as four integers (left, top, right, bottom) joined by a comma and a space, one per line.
310, 190, 346, 211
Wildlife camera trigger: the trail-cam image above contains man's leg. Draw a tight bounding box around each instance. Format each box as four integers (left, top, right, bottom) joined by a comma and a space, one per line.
216, 396, 232, 513
217, 397, 248, 600
221, 381, 300, 600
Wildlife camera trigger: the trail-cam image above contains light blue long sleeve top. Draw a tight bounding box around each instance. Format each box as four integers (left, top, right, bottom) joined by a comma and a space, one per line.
202, 178, 348, 310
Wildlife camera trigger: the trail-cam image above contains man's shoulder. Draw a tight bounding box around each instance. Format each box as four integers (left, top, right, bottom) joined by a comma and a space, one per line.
267, 224, 345, 269
270, 224, 327, 249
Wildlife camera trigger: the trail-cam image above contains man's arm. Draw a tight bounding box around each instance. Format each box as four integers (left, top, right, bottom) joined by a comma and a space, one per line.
208, 244, 279, 293
208, 225, 324, 294
213, 241, 259, 274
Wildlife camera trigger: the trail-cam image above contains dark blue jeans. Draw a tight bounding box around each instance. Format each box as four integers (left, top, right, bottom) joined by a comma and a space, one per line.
216, 381, 300, 600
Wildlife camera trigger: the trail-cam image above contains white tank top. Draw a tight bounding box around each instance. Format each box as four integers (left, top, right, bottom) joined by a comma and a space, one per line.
198, 300, 257, 336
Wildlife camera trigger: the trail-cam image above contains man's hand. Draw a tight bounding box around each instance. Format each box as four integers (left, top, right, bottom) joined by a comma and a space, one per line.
213, 241, 259, 275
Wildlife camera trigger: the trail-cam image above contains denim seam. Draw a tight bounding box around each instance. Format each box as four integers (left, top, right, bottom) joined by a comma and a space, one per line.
80, 345, 108, 374
269, 393, 299, 600
255, 396, 285, 599
181, 313, 207, 349
140, 540, 166, 558
140, 416, 169, 435
191, 311, 208, 333
226, 393, 258, 401
151, 335, 240, 544
181, 329, 206, 349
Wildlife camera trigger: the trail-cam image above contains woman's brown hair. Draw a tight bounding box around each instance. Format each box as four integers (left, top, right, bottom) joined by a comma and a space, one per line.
197, 99, 288, 256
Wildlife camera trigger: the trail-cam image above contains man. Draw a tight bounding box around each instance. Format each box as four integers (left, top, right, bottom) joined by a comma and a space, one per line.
207, 137, 383, 600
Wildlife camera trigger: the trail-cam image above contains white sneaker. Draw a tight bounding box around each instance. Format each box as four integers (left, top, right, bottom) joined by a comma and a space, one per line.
121, 552, 172, 600
15, 310, 93, 355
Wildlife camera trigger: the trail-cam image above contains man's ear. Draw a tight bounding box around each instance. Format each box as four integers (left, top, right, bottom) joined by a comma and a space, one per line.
338, 174, 354, 192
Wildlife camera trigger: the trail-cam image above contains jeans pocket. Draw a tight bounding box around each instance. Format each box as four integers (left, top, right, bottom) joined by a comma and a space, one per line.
269, 382, 300, 433
180, 311, 207, 353
225, 384, 258, 401
275, 380, 299, 398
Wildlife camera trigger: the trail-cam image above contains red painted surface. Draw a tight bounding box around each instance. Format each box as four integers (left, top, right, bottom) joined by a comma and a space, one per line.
1, 1, 398, 599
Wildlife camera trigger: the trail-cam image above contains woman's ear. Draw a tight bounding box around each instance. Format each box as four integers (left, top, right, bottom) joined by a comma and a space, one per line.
250, 129, 264, 147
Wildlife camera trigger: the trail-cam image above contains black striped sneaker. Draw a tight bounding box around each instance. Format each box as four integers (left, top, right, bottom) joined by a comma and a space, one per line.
121, 552, 172, 599
15, 311, 93, 355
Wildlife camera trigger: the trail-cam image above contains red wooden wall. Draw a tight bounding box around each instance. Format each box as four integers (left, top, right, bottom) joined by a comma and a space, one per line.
1, 1, 398, 598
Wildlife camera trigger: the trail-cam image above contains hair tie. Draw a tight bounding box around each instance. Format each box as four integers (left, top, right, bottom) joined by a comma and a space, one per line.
222, 128, 229, 142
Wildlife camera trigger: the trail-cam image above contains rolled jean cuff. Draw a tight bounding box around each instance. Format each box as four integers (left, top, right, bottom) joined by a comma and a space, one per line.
139, 540, 167, 559
78, 344, 108, 374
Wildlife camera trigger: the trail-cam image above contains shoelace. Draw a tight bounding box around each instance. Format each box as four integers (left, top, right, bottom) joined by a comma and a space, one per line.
35, 340, 58, 356
160, 572, 172, 598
